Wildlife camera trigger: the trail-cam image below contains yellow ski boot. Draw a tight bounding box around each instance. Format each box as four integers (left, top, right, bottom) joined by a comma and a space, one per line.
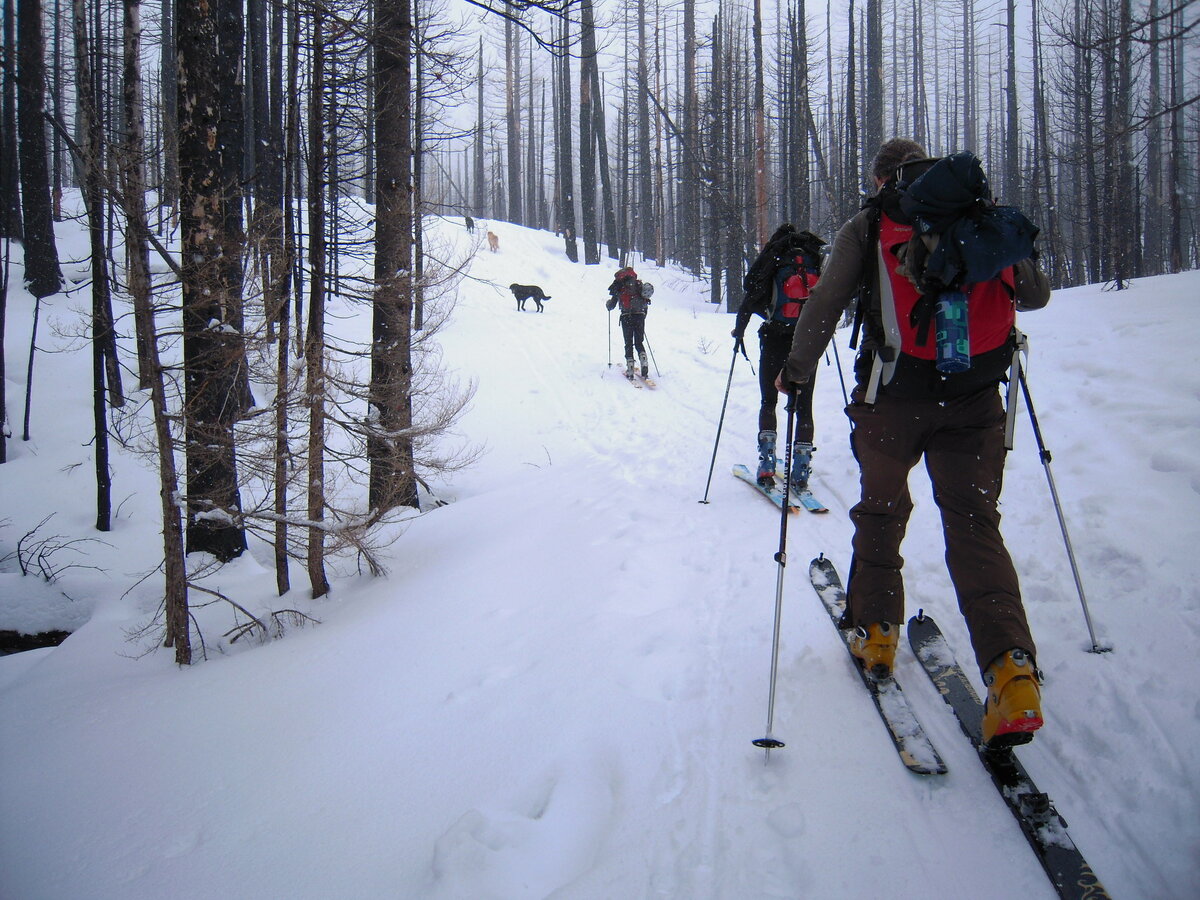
850, 622, 898, 680
981, 648, 1044, 749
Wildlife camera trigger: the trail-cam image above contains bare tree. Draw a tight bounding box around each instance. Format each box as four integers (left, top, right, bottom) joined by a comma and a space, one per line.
0, 240, 8, 464
121, 0, 154, 391
473, 38, 486, 216
677, 0, 700, 270
71, 0, 114, 532
751, 0, 766, 247
634, 0, 654, 258
1003, 0, 1019, 205
177, 0, 249, 560
16, 0, 61, 297
504, 13, 522, 225
159, 0, 177, 210
961, 0, 977, 150
370, 0, 418, 512
1144, 0, 1165, 272
0, 0, 22, 239
1030, 0, 1062, 284
1166, 0, 1190, 271
864, 0, 883, 192
579, 0, 599, 264
306, 8, 331, 597
554, 9, 577, 261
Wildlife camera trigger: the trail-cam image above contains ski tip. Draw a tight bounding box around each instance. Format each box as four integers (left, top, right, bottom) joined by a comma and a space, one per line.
903, 755, 950, 776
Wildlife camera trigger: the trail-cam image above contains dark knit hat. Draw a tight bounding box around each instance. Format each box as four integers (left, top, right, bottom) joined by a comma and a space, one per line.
871, 138, 928, 181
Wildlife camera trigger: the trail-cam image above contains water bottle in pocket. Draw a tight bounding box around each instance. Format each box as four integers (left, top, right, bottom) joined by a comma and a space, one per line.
935, 291, 971, 373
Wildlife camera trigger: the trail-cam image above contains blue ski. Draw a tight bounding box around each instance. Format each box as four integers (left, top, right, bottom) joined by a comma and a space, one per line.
774, 464, 828, 513
786, 483, 828, 513
732, 464, 798, 513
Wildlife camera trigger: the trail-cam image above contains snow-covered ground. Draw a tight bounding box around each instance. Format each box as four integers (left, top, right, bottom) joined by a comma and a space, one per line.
1, 214, 1197, 899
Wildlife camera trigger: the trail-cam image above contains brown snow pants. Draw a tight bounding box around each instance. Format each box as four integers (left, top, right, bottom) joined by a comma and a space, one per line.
844, 384, 1036, 674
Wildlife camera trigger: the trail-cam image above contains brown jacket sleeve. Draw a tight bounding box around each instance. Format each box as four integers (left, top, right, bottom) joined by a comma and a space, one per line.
782, 209, 873, 385
1013, 257, 1051, 311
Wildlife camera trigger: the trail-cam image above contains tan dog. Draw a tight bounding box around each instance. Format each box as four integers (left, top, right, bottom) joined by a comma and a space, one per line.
486, 231, 500, 253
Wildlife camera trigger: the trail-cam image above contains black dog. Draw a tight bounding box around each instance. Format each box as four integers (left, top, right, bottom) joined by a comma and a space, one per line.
510, 283, 552, 312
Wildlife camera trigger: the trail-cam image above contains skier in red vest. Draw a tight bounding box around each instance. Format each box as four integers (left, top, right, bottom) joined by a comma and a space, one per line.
776, 138, 1051, 749
732, 225, 825, 491
606, 267, 652, 379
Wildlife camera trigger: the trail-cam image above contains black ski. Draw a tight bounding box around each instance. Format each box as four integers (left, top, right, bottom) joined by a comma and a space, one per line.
907, 613, 1111, 899
809, 556, 947, 775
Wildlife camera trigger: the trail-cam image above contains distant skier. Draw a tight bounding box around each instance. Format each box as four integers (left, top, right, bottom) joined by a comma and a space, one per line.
606, 267, 653, 379
732, 224, 825, 490
776, 138, 1052, 749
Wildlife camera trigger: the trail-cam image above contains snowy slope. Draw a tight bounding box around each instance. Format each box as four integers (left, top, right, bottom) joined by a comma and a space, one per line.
1, 215, 1198, 899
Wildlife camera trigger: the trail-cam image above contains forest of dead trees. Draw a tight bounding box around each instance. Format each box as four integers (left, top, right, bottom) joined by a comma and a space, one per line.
452, 0, 1199, 299
0, 0, 1197, 662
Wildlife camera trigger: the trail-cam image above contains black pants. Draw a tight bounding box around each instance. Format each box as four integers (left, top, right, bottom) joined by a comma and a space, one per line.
845, 384, 1035, 673
759, 323, 815, 442
620, 313, 646, 360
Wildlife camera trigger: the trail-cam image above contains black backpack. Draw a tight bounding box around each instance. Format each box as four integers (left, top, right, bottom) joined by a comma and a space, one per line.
742, 225, 826, 321
898, 151, 1038, 296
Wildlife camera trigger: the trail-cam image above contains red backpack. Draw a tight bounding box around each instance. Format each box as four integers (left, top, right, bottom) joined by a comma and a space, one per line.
614, 268, 640, 311
878, 214, 1015, 362
775, 253, 821, 319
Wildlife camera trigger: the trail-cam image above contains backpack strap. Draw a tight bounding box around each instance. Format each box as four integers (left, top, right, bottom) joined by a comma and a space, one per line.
850, 200, 883, 352
864, 349, 884, 405
910, 293, 937, 347
862, 237, 896, 405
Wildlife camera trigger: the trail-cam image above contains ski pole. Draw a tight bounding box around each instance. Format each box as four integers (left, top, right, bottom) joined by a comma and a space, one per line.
1004, 331, 1029, 450
1018, 367, 1110, 653
828, 333, 850, 407
643, 331, 661, 377
754, 389, 798, 755
698, 341, 747, 504
607, 309, 613, 368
